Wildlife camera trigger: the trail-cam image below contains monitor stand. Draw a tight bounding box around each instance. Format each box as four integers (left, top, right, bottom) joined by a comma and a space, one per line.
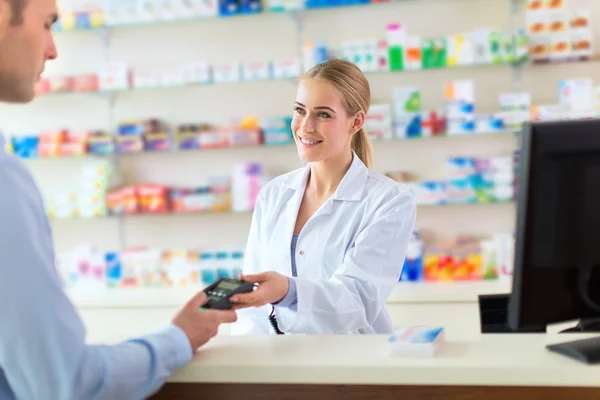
559, 318, 600, 333
478, 294, 546, 333
545, 318, 600, 365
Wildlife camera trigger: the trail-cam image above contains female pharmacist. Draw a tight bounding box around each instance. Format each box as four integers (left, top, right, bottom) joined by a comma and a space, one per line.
229, 59, 416, 335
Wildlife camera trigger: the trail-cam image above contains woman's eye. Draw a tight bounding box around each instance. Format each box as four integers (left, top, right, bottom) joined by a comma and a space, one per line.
318, 112, 331, 118
294, 107, 305, 114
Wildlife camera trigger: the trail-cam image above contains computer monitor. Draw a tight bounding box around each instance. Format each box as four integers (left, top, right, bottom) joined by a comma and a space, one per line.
508, 119, 600, 333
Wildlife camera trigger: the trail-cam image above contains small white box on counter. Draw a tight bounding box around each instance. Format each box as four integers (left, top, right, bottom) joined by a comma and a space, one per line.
388, 326, 445, 357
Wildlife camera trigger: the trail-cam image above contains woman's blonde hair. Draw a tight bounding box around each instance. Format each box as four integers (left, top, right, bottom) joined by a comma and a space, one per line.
302, 59, 373, 169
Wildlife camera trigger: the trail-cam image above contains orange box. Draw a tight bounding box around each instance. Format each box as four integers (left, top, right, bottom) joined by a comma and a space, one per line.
137, 184, 169, 214
122, 186, 139, 215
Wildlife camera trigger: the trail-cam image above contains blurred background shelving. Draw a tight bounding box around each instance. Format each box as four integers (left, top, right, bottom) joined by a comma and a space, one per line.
2, 0, 600, 328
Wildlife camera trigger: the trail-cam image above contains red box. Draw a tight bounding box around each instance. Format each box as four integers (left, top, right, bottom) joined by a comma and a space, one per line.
137, 184, 169, 214
72, 74, 99, 92
48, 76, 73, 92
121, 186, 139, 215
34, 79, 51, 95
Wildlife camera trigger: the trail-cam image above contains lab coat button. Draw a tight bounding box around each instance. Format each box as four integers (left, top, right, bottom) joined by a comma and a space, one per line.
299, 250, 304, 255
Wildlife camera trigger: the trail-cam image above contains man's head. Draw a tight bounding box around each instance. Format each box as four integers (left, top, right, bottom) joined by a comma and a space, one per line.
0, 0, 58, 103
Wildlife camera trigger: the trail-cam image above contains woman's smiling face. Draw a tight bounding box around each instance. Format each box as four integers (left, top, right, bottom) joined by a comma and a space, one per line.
291, 77, 356, 163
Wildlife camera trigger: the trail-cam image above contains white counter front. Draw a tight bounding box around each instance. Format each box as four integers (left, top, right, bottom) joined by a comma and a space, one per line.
167, 334, 600, 388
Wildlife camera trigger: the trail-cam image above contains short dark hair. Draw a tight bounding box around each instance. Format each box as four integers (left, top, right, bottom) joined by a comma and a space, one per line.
8, 0, 27, 25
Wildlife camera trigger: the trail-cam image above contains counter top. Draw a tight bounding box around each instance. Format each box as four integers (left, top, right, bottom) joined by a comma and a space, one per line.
167, 334, 600, 387
69, 280, 511, 309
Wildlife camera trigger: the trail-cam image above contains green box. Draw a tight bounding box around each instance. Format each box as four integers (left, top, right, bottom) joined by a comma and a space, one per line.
423, 38, 447, 69
388, 45, 404, 71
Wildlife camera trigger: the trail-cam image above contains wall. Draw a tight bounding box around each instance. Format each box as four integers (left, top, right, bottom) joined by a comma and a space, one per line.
1, 0, 599, 256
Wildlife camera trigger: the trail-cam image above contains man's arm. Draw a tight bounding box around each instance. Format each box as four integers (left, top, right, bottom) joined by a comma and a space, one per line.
0, 160, 192, 400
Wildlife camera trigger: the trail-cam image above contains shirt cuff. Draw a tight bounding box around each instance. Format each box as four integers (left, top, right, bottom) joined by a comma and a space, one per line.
272, 277, 298, 311
162, 324, 194, 370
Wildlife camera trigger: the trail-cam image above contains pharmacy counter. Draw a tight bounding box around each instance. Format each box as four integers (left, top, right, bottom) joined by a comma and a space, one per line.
149, 334, 600, 400
69, 280, 512, 309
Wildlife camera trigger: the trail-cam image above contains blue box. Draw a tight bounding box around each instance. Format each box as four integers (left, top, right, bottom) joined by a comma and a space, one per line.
219, 0, 239, 15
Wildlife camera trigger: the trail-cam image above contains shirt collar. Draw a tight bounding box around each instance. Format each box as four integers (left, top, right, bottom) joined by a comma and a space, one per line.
283, 151, 369, 202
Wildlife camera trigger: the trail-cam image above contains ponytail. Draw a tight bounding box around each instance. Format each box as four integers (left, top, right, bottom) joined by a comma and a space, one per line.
351, 128, 373, 169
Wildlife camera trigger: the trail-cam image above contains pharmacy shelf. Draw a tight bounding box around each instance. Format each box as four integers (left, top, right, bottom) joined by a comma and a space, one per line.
530, 54, 600, 66
52, 1, 427, 34
47, 200, 515, 223
35, 77, 294, 98
18, 129, 518, 162
67, 280, 511, 309
35, 59, 514, 99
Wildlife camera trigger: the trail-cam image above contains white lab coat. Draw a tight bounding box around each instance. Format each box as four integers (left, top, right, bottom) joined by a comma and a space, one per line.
231, 152, 416, 335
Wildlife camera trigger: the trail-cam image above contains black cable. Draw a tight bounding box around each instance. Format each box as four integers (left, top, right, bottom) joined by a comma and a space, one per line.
578, 265, 600, 313
269, 306, 285, 335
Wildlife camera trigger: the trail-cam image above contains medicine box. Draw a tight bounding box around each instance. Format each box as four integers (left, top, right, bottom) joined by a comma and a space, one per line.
388, 326, 445, 357
213, 63, 242, 83
242, 62, 270, 81
393, 88, 421, 138
271, 59, 301, 79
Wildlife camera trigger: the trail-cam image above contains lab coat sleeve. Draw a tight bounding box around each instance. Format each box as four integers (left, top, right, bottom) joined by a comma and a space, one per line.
0, 161, 192, 400
230, 188, 272, 335
282, 191, 416, 334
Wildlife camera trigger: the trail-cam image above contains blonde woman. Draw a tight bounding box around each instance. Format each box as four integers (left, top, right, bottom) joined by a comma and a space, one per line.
231, 59, 416, 334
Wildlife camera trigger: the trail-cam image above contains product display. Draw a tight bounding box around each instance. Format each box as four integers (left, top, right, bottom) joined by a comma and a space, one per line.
44, 159, 119, 219
400, 230, 515, 282
6, 117, 291, 158
42, 161, 266, 219
58, 244, 246, 289
402, 155, 516, 205
18, 0, 600, 304
526, 0, 594, 62
34, 58, 302, 95
106, 181, 232, 215
307, 23, 528, 74
392, 81, 520, 139
53, 0, 390, 31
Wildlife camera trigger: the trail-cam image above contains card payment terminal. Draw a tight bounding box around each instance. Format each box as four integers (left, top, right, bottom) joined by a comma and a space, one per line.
201, 278, 254, 310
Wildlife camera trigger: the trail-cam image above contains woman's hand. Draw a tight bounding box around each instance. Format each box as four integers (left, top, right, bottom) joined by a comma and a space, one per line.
230, 272, 290, 309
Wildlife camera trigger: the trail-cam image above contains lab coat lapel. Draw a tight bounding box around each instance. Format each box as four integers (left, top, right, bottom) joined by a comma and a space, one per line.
279, 165, 311, 274
312, 153, 368, 219
332, 152, 369, 203
283, 163, 310, 228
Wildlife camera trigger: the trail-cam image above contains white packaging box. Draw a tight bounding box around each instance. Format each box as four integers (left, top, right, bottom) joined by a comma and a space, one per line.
133, 69, 160, 88
160, 68, 186, 87
242, 61, 271, 81
271, 59, 301, 79
182, 62, 212, 85
97, 62, 130, 91
388, 326, 445, 357
213, 63, 242, 83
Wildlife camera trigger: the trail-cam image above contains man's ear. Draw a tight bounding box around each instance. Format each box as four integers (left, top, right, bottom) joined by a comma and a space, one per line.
0, 1, 9, 40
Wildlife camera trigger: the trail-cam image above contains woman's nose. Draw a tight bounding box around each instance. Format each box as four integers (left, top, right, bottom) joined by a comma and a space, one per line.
301, 118, 315, 133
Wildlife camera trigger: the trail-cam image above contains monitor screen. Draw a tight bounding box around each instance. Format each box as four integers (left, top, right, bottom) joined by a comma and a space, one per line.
509, 119, 600, 331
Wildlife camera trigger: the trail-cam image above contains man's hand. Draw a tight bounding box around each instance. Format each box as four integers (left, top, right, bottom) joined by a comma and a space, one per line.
230, 272, 289, 309
172, 291, 237, 352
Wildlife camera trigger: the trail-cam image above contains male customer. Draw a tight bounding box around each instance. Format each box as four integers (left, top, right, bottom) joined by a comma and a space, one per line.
0, 0, 237, 399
